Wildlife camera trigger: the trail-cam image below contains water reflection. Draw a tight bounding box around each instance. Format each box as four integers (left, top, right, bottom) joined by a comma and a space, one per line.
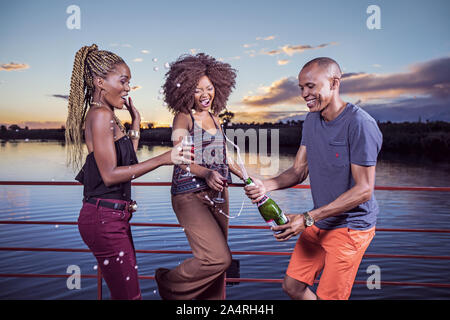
0, 141, 449, 300
0, 140, 449, 187
0, 187, 31, 209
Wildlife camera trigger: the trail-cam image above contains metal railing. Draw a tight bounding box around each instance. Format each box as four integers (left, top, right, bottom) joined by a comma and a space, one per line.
1, 181, 449, 299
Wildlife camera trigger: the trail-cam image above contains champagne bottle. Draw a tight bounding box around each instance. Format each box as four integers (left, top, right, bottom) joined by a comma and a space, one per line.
245, 177, 288, 229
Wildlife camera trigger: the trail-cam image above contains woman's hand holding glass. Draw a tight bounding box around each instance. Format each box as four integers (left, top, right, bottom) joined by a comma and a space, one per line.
212, 165, 229, 204
182, 136, 194, 171
205, 170, 225, 192
166, 144, 195, 165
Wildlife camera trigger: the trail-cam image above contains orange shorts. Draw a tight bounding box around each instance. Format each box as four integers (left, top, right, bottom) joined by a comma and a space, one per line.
286, 225, 375, 300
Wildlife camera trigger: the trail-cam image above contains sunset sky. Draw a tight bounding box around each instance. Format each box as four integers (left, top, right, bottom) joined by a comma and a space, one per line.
1, 0, 449, 128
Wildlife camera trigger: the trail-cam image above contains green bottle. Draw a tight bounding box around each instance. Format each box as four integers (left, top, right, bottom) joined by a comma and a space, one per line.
245, 177, 289, 229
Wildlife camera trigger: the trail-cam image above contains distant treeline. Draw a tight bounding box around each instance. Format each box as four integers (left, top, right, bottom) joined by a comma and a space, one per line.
377, 121, 450, 159
1, 121, 449, 159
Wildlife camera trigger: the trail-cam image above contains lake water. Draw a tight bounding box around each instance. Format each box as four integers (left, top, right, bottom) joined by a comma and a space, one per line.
0, 140, 449, 300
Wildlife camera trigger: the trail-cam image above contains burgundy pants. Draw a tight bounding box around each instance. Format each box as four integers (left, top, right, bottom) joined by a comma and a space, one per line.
78, 198, 141, 300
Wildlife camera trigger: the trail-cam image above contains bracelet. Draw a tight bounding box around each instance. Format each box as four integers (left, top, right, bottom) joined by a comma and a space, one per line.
128, 129, 140, 140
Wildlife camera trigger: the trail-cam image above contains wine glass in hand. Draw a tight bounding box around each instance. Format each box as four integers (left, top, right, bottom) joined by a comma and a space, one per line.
181, 135, 194, 177
213, 165, 229, 204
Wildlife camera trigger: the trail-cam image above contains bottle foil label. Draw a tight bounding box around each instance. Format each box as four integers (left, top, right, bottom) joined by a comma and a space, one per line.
266, 219, 278, 228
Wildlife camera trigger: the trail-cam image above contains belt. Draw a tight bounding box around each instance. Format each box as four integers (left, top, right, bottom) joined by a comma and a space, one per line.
84, 197, 138, 212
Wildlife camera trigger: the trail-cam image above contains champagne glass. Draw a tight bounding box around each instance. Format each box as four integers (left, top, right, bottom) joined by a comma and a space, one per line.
213, 164, 229, 204
180, 135, 194, 177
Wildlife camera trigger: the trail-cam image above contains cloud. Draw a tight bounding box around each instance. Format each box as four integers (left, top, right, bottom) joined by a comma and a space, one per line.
263, 49, 282, 56
340, 56, 450, 99
51, 94, 69, 100
141, 50, 150, 54
133, 58, 143, 62
50, 85, 142, 100
241, 56, 450, 115
243, 43, 257, 48
0, 62, 30, 72
244, 50, 257, 58
361, 96, 450, 122
256, 35, 276, 41
242, 77, 301, 107
232, 110, 307, 124
341, 72, 366, 79
339, 57, 450, 122
277, 59, 290, 66
260, 42, 337, 57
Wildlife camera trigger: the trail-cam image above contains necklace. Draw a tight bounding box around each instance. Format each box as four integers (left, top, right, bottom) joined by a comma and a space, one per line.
90, 101, 126, 134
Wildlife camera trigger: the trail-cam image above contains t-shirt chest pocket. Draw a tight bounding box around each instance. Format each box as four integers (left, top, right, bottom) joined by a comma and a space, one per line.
328, 140, 349, 167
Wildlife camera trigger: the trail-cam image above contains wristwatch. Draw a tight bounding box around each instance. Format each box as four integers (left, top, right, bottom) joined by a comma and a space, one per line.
303, 211, 315, 227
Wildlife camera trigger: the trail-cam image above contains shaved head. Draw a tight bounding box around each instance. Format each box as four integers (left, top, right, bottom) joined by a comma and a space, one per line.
301, 57, 342, 79
298, 57, 345, 117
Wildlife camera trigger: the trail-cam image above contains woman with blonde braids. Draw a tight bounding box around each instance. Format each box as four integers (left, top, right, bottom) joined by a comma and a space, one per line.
66, 44, 192, 300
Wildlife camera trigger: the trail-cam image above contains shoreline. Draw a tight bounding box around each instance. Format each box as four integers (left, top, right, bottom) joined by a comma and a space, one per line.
2, 139, 449, 165
1, 121, 449, 161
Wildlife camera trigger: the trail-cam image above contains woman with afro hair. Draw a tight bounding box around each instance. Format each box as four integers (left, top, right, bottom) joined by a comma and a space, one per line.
155, 53, 244, 300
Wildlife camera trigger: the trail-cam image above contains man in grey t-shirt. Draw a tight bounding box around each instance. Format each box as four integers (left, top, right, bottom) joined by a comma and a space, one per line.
245, 57, 382, 300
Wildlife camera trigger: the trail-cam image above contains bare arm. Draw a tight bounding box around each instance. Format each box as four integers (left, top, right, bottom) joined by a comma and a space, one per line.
171, 113, 209, 178
129, 120, 140, 152
124, 97, 141, 152
90, 108, 184, 187
245, 145, 309, 202
219, 120, 244, 181
273, 163, 376, 241
226, 150, 244, 180
308, 164, 375, 222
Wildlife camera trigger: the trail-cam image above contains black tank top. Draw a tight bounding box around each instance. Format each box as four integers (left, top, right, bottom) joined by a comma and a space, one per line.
75, 135, 138, 201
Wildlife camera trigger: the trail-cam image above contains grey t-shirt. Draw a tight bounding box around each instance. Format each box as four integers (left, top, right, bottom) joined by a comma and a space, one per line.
301, 103, 383, 230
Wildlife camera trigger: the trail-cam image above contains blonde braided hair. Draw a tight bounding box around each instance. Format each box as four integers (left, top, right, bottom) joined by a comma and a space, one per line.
65, 44, 125, 170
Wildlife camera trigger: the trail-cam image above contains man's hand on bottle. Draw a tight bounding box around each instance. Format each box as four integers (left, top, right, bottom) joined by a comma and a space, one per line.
272, 214, 305, 241
244, 177, 266, 203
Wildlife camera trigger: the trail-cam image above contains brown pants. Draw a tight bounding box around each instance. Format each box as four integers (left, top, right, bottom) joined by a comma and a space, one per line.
155, 188, 231, 300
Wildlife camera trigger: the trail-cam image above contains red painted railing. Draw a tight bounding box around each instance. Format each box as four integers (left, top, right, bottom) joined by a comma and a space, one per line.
1, 181, 450, 299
